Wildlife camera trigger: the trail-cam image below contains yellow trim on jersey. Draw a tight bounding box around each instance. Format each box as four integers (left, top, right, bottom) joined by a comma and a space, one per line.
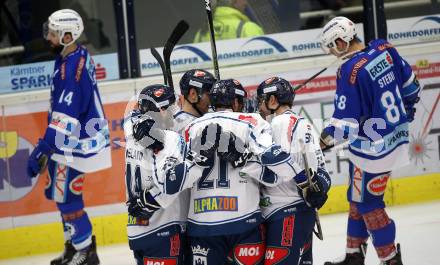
1, 173, 439, 260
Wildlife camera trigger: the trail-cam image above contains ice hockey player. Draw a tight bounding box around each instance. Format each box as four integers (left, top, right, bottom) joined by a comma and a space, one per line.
256, 76, 331, 265
162, 78, 305, 265
124, 84, 187, 265
320, 16, 421, 265
26, 9, 111, 265
173, 69, 216, 134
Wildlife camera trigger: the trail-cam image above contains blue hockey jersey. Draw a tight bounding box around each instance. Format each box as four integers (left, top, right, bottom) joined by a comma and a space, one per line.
44, 45, 111, 173
323, 39, 420, 173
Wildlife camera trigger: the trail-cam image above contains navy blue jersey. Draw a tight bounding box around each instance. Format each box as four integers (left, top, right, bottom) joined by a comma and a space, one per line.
44, 45, 111, 172
323, 39, 419, 173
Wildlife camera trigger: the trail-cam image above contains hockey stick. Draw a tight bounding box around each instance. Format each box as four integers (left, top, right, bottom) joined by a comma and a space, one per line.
150, 47, 167, 85
150, 20, 189, 88
204, 0, 220, 80
299, 139, 324, 240
293, 51, 359, 92
163, 20, 189, 89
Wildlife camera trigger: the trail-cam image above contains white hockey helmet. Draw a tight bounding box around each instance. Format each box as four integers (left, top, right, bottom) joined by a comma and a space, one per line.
321, 16, 356, 55
43, 9, 84, 46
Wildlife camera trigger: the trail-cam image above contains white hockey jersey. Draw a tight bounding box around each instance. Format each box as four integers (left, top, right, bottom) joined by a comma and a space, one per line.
175, 110, 299, 237
124, 112, 187, 242
260, 110, 327, 220
172, 110, 199, 135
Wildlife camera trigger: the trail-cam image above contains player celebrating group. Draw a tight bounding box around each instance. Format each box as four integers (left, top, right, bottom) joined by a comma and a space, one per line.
320, 17, 421, 265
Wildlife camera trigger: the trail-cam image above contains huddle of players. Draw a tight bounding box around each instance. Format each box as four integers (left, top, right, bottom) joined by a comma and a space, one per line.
123, 69, 332, 265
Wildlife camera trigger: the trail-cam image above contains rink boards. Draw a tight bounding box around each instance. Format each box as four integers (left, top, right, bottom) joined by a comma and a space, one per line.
0, 42, 439, 259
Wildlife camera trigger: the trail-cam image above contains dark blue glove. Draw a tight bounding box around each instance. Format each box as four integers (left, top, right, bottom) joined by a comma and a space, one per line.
404, 97, 419, 123
127, 189, 161, 220
27, 138, 53, 178
188, 123, 221, 167
218, 131, 253, 168
294, 167, 331, 209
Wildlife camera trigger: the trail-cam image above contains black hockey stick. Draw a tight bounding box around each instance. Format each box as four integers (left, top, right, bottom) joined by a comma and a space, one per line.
292, 51, 359, 92
204, 0, 220, 80
299, 139, 324, 240
150, 47, 167, 85
163, 20, 189, 89
150, 20, 189, 88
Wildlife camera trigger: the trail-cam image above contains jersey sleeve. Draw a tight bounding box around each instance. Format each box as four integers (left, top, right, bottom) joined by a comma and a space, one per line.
44, 57, 92, 151
148, 133, 188, 208
321, 63, 363, 148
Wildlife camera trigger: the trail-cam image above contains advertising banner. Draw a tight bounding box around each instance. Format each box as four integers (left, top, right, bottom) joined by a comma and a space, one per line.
0, 53, 119, 94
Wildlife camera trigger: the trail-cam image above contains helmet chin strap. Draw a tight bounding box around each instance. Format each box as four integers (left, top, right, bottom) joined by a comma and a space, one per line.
184, 95, 204, 117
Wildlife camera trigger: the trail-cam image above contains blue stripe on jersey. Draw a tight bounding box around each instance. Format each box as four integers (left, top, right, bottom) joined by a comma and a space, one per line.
349, 123, 409, 158
152, 155, 164, 185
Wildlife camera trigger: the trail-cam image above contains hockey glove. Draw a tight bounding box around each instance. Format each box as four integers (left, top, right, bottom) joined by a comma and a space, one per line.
133, 116, 164, 151
127, 189, 161, 220
187, 123, 221, 167
295, 168, 331, 209
218, 131, 253, 168
404, 97, 419, 123
27, 138, 53, 178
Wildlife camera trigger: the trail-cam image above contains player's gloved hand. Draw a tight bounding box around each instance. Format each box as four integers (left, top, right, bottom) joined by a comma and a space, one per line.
27, 138, 53, 178
404, 97, 419, 123
133, 115, 164, 151
127, 189, 161, 220
187, 123, 221, 167
294, 168, 331, 209
218, 131, 253, 168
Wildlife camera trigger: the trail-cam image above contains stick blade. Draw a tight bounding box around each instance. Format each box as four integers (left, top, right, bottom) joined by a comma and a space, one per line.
163, 20, 189, 58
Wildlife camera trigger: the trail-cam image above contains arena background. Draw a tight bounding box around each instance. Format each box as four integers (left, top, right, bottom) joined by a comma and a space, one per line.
0, 0, 439, 260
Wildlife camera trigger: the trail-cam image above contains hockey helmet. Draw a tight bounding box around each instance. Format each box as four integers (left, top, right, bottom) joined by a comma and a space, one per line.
209, 79, 247, 109
179, 69, 216, 97
43, 9, 84, 46
137, 84, 176, 114
321, 16, 356, 55
256, 77, 294, 106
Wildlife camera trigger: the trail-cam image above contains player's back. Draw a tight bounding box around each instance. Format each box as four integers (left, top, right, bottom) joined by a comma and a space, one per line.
337, 39, 412, 172
261, 111, 324, 220
184, 110, 271, 237
124, 112, 187, 249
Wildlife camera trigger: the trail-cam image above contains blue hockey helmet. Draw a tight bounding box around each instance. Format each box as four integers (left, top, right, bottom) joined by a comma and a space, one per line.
256, 77, 295, 106
179, 69, 216, 97
209, 79, 247, 109
137, 84, 176, 114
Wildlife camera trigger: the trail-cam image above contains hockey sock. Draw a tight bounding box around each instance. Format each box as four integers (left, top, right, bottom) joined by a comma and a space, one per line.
362, 208, 396, 261
58, 202, 93, 251
346, 203, 368, 253
61, 216, 72, 241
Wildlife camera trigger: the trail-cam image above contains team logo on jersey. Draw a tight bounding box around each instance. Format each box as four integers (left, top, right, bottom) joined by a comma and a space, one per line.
264, 247, 290, 265
367, 174, 390, 196
193, 196, 238, 214
69, 174, 85, 195
350, 57, 368, 84
234, 243, 264, 265
143, 257, 177, 265
365, 51, 394, 81
233, 79, 241, 85
154, 88, 165, 98
238, 115, 258, 126
192, 245, 209, 265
